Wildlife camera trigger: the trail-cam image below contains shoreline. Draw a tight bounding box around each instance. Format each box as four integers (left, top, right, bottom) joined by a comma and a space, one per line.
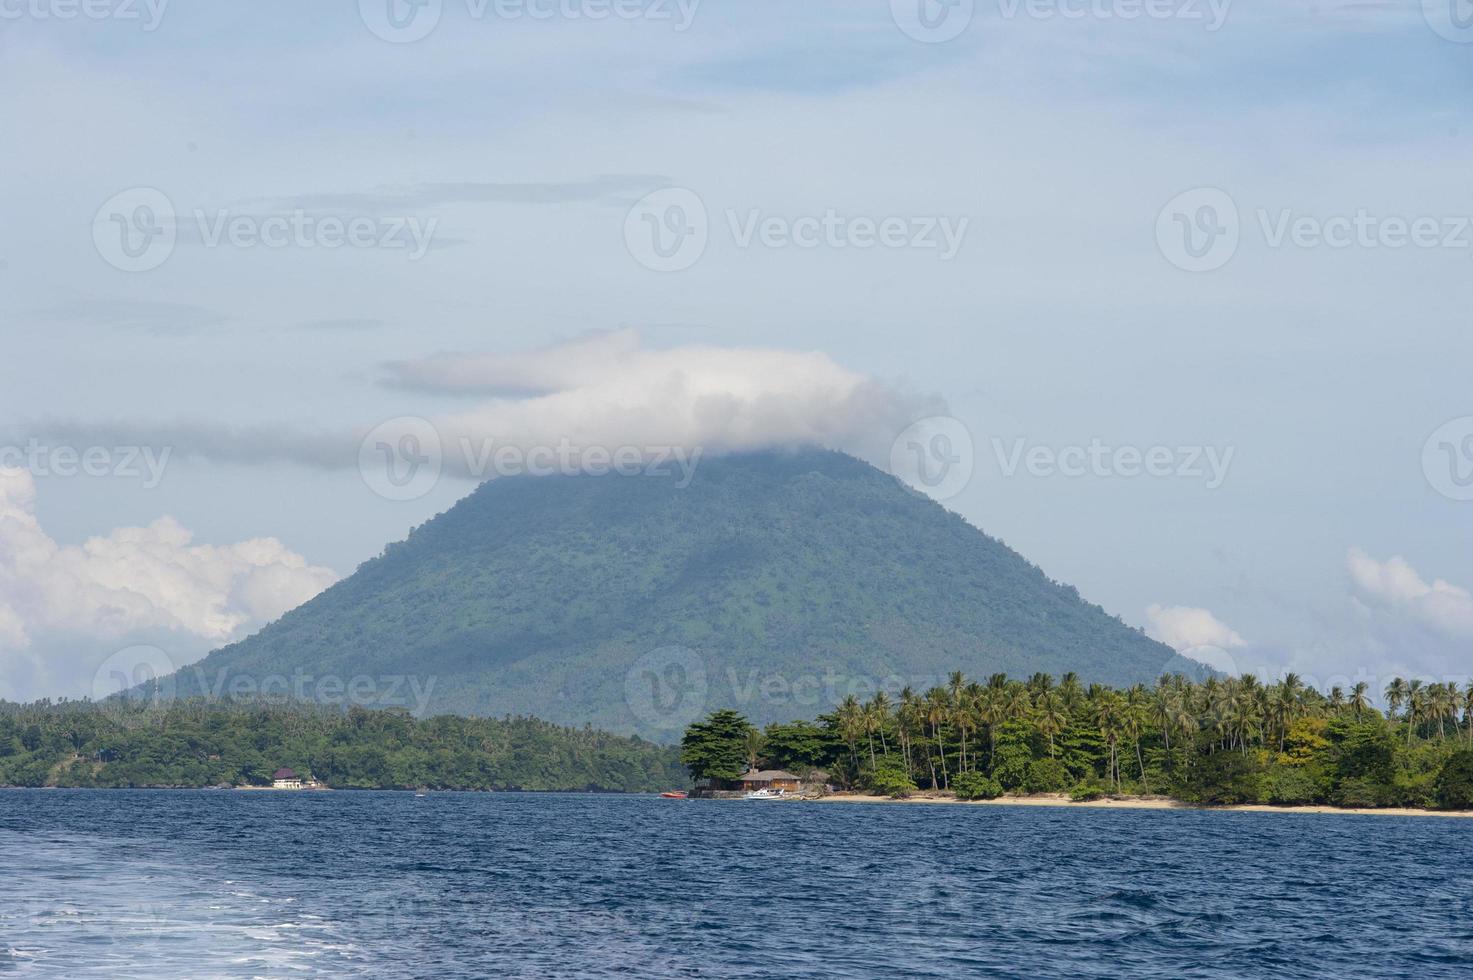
810, 791, 1473, 818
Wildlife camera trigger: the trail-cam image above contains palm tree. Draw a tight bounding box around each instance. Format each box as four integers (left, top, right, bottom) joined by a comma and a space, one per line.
1170, 698, 1197, 774
1280, 672, 1304, 705
868, 691, 893, 758
962, 681, 985, 773
977, 686, 1005, 771
1092, 692, 1125, 789
1464, 682, 1473, 746
1036, 690, 1067, 759
1151, 688, 1176, 769
1385, 678, 1408, 731
1407, 679, 1426, 745
1350, 682, 1371, 718
745, 726, 764, 773
925, 688, 950, 789
1267, 687, 1289, 752
1432, 683, 1456, 740
1206, 686, 1232, 754
897, 687, 922, 773
947, 672, 968, 772
1124, 685, 1149, 785
860, 699, 880, 769
836, 695, 864, 773
1059, 672, 1082, 712
1005, 683, 1033, 725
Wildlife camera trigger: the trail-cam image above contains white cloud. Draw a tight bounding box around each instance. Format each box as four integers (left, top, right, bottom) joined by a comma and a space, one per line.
0, 468, 337, 702
1145, 603, 1247, 652
19, 332, 940, 478
1347, 548, 1473, 639
402, 330, 935, 472
1137, 604, 1243, 648
1145, 603, 1247, 676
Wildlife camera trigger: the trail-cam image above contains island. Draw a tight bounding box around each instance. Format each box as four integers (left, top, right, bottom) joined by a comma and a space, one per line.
680, 671, 1473, 813
0, 699, 684, 793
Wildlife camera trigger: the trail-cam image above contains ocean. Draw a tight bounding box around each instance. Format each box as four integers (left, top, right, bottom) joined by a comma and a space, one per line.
2, 789, 1469, 978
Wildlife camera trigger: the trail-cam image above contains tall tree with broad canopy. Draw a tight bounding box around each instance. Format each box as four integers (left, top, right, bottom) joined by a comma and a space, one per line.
680, 709, 754, 783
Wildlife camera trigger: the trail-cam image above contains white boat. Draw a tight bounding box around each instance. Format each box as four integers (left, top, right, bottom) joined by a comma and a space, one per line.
742, 788, 787, 800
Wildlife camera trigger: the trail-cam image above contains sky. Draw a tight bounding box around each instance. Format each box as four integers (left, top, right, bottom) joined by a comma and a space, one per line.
1, 0, 1471, 702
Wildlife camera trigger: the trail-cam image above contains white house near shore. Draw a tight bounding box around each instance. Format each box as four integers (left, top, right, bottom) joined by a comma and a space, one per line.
272, 768, 304, 790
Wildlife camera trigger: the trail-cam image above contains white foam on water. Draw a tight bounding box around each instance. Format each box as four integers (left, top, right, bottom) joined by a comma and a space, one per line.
0, 829, 362, 978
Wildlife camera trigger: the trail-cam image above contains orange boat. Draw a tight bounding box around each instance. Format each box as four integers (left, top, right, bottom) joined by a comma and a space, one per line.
660, 791, 688, 799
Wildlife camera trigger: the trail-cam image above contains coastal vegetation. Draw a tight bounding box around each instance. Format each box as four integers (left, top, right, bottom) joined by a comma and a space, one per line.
0, 699, 685, 792
683, 672, 1473, 810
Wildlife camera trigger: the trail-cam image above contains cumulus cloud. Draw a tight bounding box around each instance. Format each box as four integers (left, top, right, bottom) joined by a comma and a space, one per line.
1145, 603, 1247, 676
13, 331, 939, 479
0, 468, 337, 702
1347, 549, 1473, 639
391, 330, 936, 474
1145, 603, 1248, 653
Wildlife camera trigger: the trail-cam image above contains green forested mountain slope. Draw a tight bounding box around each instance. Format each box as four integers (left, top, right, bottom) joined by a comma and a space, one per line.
173, 450, 1187, 740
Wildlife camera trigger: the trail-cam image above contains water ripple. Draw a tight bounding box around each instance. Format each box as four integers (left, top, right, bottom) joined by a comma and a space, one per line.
1, 791, 1471, 978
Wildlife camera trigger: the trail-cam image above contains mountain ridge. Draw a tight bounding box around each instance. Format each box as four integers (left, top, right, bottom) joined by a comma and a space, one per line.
172, 449, 1192, 740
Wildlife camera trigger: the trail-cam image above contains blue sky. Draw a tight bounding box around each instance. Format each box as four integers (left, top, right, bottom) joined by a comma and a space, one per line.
2, 0, 1471, 700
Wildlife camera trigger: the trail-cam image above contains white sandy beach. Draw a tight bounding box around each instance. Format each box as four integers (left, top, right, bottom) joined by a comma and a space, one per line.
811, 792, 1473, 818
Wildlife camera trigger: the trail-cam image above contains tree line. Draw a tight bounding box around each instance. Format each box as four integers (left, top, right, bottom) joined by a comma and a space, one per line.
681, 672, 1473, 809
0, 698, 685, 792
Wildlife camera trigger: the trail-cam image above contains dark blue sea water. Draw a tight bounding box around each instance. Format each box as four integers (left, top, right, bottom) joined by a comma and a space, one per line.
2, 791, 1470, 978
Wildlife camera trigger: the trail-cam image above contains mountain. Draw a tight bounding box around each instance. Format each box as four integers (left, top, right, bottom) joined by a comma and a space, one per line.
172, 449, 1192, 740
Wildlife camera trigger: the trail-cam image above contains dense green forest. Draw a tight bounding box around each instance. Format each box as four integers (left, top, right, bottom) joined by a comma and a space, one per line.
0, 700, 686, 792
177, 450, 1184, 739
682, 672, 1473, 810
